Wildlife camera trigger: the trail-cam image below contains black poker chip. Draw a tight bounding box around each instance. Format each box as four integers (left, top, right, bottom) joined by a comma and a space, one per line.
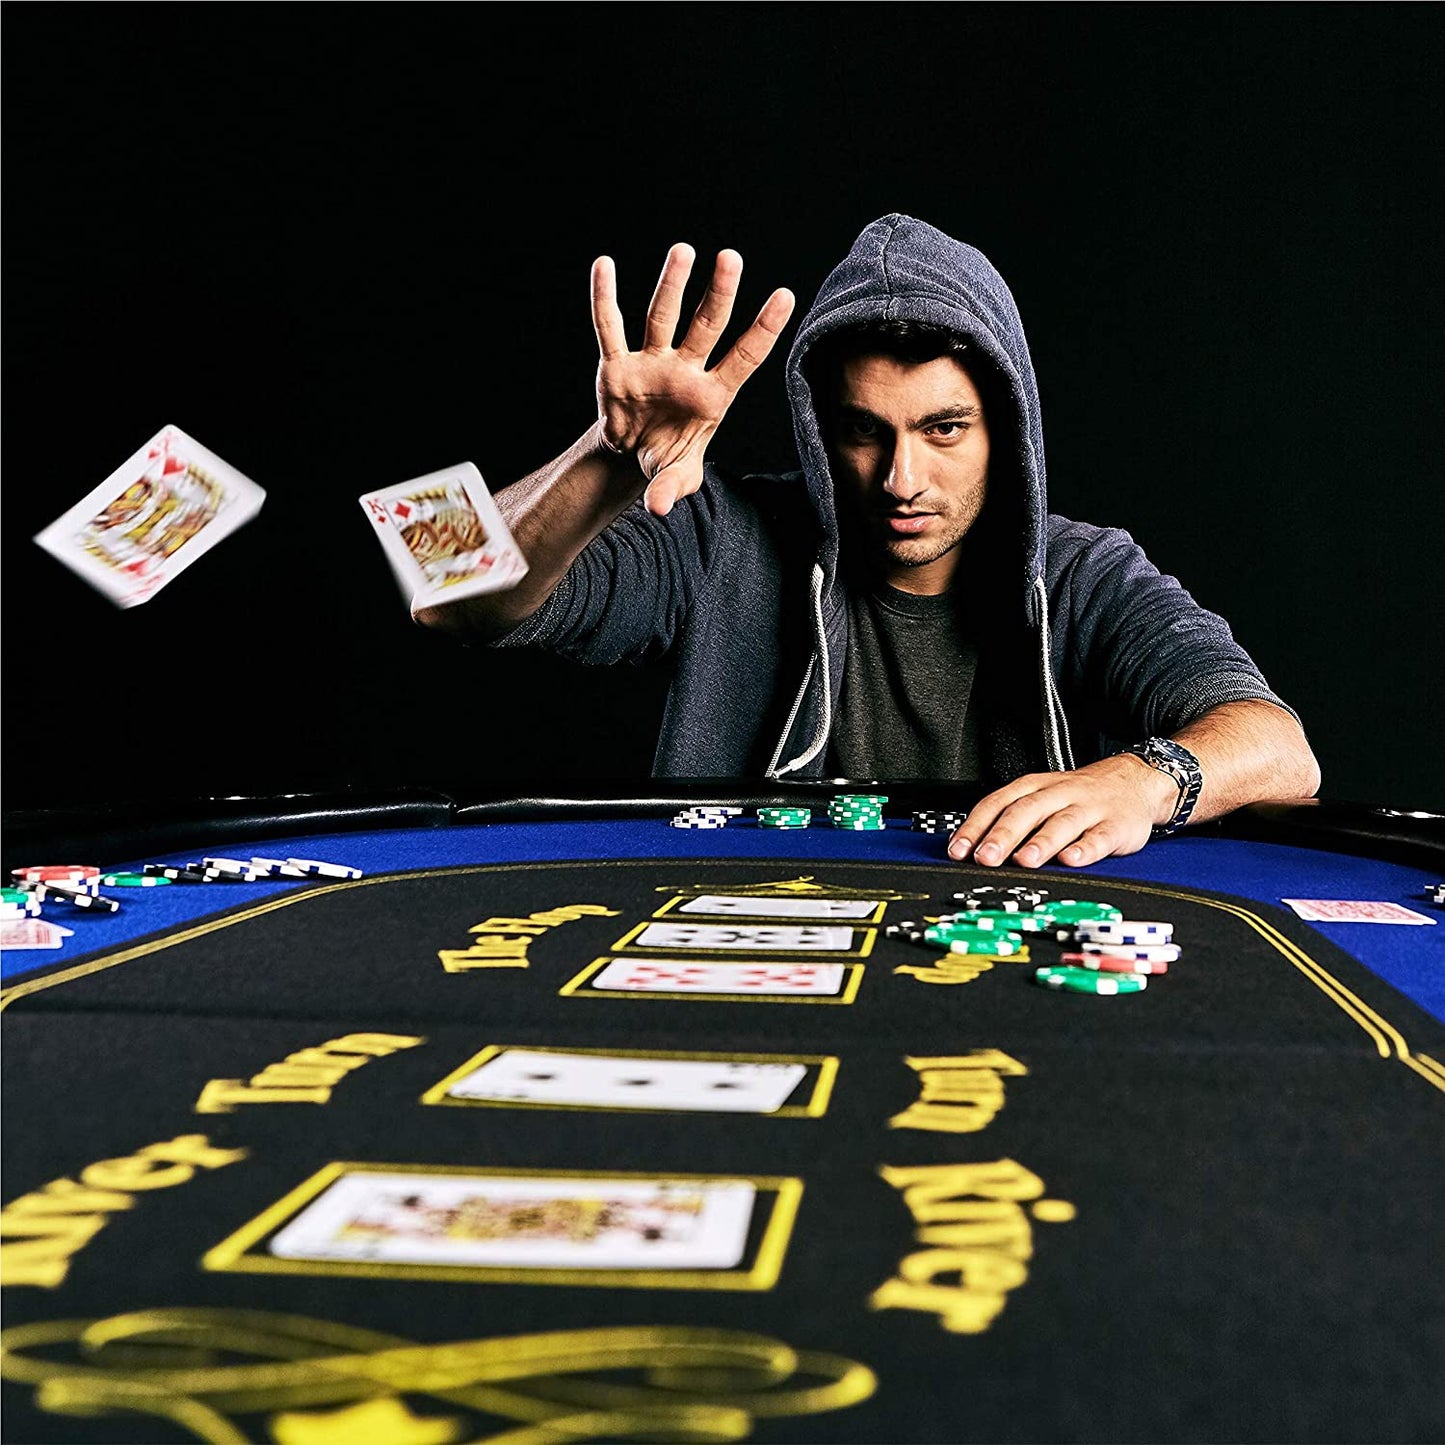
1427, 883, 1445, 906
884, 920, 928, 941
43, 883, 120, 912
953, 890, 1023, 912
912, 809, 967, 833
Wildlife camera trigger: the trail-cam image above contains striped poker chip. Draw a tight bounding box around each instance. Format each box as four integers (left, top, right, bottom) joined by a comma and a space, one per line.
884, 920, 927, 941
1425, 883, 1445, 905
285, 858, 365, 879
944, 908, 1051, 933
954, 891, 1023, 911
1075, 919, 1174, 944
202, 857, 256, 874
249, 857, 310, 878
42, 884, 120, 912
11, 864, 100, 885
1035, 965, 1147, 995
142, 864, 191, 880
100, 872, 172, 888
949, 936, 1022, 956
0, 900, 44, 919
1062, 951, 1169, 976
670, 817, 729, 829
1079, 940, 1180, 963
912, 810, 966, 833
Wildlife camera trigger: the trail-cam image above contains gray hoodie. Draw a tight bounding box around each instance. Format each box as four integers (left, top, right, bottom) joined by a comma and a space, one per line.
496, 214, 1294, 779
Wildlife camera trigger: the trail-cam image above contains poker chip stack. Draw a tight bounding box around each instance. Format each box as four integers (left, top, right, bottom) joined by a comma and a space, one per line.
8, 865, 121, 914
0, 887, 44, 920
755, 806, 812, 830
952, 885, 1050, 912
669, 807, 740, 830
912, 808, 967, 834
828, 793, 887, 830
1426, 883, 1445, 906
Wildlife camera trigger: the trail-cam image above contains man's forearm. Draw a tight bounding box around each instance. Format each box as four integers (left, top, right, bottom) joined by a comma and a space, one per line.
414, 424, 644, 638
1159, 699, 1322, 826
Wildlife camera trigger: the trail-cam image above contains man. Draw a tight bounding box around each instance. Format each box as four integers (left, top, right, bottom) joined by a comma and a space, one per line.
419, 214, 1319, 868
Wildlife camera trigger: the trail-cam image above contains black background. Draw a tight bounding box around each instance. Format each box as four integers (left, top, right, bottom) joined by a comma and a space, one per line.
4, 6, 1442, 812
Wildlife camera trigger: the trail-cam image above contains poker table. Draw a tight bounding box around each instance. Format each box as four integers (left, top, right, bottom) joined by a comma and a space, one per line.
3, 784, 1442, 1445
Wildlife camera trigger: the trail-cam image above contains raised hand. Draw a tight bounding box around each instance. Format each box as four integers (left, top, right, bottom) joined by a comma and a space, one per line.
591, 245, 795, 516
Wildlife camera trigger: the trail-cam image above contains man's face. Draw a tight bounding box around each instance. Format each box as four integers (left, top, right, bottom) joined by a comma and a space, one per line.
828, 352, 991, 594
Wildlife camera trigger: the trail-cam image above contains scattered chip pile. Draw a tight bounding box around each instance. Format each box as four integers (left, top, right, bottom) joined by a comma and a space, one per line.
1427, 883, 1445, 906
669, 807, 743, 830
886, 884, 1187, 997
1, 857, 365, 949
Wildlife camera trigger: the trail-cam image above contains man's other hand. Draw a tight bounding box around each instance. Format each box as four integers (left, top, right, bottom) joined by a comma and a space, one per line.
592, 245, 795, 516
947, 755, 1178, 868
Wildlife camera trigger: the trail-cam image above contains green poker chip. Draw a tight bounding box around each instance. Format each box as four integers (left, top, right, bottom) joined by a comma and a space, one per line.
1033, 900, 1123, 925
944, 909, 1051, 933
1035, 964, 1146, 995
100, 872, 173, 888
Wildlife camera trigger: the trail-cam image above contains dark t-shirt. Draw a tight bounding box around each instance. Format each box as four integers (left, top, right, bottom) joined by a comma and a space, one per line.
827, 583, 983, 780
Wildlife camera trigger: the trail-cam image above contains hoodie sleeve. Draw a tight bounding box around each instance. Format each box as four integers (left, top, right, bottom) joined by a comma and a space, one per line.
488, 472, 726, 666
1045, 516, 1300, 743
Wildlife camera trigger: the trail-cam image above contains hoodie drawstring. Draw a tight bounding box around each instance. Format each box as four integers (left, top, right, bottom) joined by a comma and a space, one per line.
767, 563, 831, 778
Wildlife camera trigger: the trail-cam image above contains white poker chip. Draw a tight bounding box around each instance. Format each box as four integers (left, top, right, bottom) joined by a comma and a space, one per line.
1075, 919, 1174, 944
1079, 940, 1181, 963
285, 858, 364, 879
249, 857, 309, 878
201, 857, 253, 875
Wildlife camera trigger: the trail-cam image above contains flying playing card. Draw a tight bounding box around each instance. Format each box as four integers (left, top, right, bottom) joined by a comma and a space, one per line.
591, 959, 848, 996
447, 1048, 807, 1113
632, 922, 857, 952
358, 462, 527, 610
677, 895, 882, 919
269, 1170, 756, 1270
33, 425, 266, 607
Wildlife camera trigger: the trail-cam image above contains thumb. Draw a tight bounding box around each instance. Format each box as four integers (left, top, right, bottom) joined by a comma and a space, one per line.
643, 456, 703, 517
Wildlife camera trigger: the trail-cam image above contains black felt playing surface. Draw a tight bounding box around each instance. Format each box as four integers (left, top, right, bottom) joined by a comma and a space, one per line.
4, 858, 1444, 1443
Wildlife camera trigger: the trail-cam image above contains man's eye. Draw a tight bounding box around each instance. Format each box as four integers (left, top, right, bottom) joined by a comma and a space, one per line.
845, 419, 878, 440
928, 422, 967, 438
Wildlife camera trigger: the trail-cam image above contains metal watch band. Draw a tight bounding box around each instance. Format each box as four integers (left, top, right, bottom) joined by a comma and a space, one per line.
1119, 737, 1204, 838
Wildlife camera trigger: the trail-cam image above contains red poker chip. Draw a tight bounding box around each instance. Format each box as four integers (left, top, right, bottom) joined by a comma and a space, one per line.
11, 864, 100, 884
1061, 951, 1169, 976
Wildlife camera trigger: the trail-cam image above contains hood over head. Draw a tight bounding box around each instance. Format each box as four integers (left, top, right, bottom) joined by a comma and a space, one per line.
784, 213, 1049, 625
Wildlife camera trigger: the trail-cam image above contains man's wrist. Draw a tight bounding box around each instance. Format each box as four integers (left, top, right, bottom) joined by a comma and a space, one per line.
1112, 752, 1184, 826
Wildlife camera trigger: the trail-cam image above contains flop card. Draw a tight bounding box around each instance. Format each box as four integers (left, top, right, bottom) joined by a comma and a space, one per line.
34, 425, 265, 608
358, 462, 527, 609
592, 959, 847, 995
1281, 899, 1437, 925
633, 922, 856, 952
678, 894, 881, 919
269, 1170, 756, 1270
447, 1048, 806, 1113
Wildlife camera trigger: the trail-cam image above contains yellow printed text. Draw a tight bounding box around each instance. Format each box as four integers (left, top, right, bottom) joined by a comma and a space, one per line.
1, 1135, 247, 1289
438, 905, 621, 973
194, 1032, 424, 1114
888, 1050, 1028, 1134
870, 1159, 1075, 1334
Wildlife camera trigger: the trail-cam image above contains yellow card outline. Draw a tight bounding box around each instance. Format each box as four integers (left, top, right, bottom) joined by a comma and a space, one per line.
559, 956, 866, 1005
203, 1162, 803, 1292
420, 1044, 839, 1118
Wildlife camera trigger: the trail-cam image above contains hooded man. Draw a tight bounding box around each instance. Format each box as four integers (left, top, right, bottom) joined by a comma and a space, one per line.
419, 215, 1319, 869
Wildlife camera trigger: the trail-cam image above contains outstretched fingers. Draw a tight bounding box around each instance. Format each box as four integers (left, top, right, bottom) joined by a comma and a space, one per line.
643, 243, 697, 352
590, 256, 627, 359
711, 287, 797, 395
676, 250, 743, 362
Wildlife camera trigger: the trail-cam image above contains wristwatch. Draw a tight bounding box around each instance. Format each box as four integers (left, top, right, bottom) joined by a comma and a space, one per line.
1117, 737, 1203, 837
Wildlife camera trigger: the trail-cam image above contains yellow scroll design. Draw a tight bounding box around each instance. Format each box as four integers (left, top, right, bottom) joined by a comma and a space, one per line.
0, 1308, 877, 1445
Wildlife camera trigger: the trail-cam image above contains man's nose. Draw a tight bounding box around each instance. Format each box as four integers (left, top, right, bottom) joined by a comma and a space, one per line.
882, 438, 926, 501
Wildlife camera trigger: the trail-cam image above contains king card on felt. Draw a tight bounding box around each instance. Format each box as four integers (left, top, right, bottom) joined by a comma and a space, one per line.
33, 425, 265, 607
267, 1170, 756, 1270
358, 462, 527, 610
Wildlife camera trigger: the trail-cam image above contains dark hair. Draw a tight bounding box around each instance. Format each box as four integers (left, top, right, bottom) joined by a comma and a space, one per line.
803, 319, 972, 401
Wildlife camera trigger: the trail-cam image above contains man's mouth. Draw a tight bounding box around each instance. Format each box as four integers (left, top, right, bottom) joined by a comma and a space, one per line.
881, 512, 935, 536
